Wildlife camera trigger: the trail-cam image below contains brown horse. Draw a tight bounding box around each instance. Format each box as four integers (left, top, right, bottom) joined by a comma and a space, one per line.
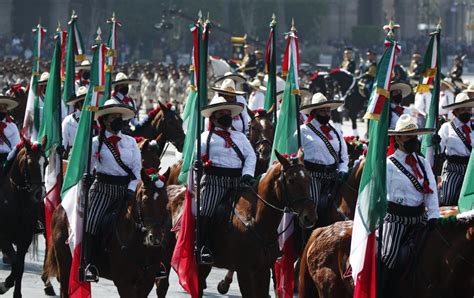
137, 135, 163, 170
167, 150, 317, 297
299, 213, 474, 298
44, 168, 172, 298
132, 101, 185, 153
0, 139, 48, 298
247, 106, 275, 177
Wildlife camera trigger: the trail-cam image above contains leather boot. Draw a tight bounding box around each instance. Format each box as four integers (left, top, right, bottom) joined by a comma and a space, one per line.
83, 233, 99, 282
198, 216, 214, 265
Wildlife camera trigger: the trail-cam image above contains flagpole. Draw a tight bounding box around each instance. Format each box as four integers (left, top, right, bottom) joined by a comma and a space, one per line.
270, 14, 277, 126
290, 20, 302, 148
56, 25, 65, 175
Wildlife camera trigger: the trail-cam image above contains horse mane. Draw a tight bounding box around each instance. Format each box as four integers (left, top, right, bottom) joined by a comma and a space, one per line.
456, 210, 474, 224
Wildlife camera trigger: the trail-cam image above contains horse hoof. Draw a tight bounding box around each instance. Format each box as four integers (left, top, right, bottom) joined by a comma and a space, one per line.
0, 282, 11, 294
217, 280, 230, 295
44, 285, 56, 296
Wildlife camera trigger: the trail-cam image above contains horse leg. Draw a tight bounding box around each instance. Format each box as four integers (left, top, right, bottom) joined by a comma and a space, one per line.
217, 270, 234, 294
155, 236, 175, 298
12, 243, 28, 298
41, 236, 56, 296
198, 265, 212, 297
253, 267, 270, 298
236, 270, 256, 298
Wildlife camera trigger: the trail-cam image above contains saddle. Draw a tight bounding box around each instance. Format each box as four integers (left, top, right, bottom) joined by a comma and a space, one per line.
99, 196, 128, 248
396, 223, 429, 277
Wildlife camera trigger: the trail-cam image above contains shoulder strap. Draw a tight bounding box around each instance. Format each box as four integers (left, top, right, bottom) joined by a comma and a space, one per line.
102, 136, 136, 180
0, 134, 12, 150
328, 123, 343, 163
72, 113, 80, 123
389, 156, 424, 193
450, 122, 472, 151
307, 122, 339, 163
208, 129, 245, 164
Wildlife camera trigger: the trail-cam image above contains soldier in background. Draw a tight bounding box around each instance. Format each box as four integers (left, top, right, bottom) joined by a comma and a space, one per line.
407, 53, 423, 84
140, 70, 156, 112
238, 44, 257, 78
450, 55, 464, 84
254, 49, 265, 74
340, 47, 356, 74
156, 69, 170, 103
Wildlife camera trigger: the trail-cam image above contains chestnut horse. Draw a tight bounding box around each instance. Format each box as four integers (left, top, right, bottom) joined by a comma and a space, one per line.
247, 106, 275, 177
0, 139, 48, 298
299, 212, 474, 298
44, 168, 171, 297
132, 101, 185, 154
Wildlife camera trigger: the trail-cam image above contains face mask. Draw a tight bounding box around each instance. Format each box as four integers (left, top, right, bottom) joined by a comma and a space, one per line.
315, 114, 330, 125
119, 86, 129, 96
82, 72, 90, 80
0, 113, 5, 121
110, 117, 124, 132
458, 112, 472, 124
392, 93, 403, 104
216, 114, 233, 128
403, 137, 420, 154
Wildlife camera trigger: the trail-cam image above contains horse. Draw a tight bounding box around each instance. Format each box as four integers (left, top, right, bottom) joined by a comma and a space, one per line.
299, 212, 474, 298
132, 101, 185, 154
136, 135, 163, 171
208, 56, 231, 81
0, 138, 48, 298
166, 150, 317, 297
44, 168, 172, 298
247, 106, 275, 177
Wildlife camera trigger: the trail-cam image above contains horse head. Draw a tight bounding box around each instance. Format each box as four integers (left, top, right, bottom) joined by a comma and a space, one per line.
8, 137, 48, 204
248, 106, 275, 161
137, 135, 162, 171
135, 167, 171, 248
273, 149, 317, 228
151, 101, 185, 152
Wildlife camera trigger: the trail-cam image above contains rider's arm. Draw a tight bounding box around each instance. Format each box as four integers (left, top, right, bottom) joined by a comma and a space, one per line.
422, 158, 440, 219
127, 137, 142, 192
240, 134, 256, 177
338, 130, 349, 173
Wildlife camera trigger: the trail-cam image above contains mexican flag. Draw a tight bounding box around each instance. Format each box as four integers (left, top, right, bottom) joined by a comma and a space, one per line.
60, 34, 106, 298
38, 33, 63, 249
264, 15, 277, 114
23, 24, 46, 142
62, 11, 85, 104
420, 26, 441, 167
350, 25, 399, 298
458, 150, 474, 212
101, 13, 122, 102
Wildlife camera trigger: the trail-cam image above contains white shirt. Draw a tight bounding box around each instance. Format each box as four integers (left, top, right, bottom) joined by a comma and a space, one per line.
414, 91, 432, 117
204, 95, 251, 134
91, 131, 141, 191
387, 150, 439, 219
438, 89, 455, 118
248, 90, 265, 111
389, 103, 412, 130
299, 119, 349, 172
439, 117, 474, 157
0, 118, 20, 154
61, 111, 80, 149
200, 127, 256, 176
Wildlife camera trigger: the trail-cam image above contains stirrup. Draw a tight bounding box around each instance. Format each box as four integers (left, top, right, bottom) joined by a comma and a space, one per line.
155, 262, 168, 280
198, 246, 214, 265
84, 264, 100, 283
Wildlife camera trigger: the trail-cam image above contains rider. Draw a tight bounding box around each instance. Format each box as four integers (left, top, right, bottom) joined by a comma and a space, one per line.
449, 55, 463, 85
298, 93, 348, 222
61, 86, 87, 158
74, 59, 91, 92
0, 93, 20, 171
438, 92, 474, 206
247, 79, 266, 112
238, 44, 257, 78
84, 99, 141, 282
389, 82, 413, 130
111, 72, 140, 129
383, 114, 439, 297
199, 96, 256, 264
438, 79, 456, 121
340, 47, 356, 74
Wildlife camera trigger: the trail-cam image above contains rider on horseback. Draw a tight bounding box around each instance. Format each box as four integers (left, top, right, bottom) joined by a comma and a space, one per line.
0, 94, 20, 172
199, 96, 256, 264
61, 86, 87, 157
383, 114, 439, 297
111, 72, 139, 127
84, 99, 141, 282
298, 93, 348, 223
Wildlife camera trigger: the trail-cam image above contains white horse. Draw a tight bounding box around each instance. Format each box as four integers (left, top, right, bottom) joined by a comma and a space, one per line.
208, 56, 231, 81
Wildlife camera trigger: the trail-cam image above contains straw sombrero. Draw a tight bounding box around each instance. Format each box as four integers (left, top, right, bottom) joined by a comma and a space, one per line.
201, 96, 244, 118
0, 94, 18, 110
462, 83, 474, 94
442, 92, 474, 110
112, 72, 139, 86
300, 92, 344, 114
211, 78, 246, 96
249, 79, 266, 92
38, 72, 50, 85
66, 86, 88, 106
75, 59, 91, 71
388, 114, 435, 135
390, 81, 412, 98
95, 99, 136, 120
213, 72, 247, 86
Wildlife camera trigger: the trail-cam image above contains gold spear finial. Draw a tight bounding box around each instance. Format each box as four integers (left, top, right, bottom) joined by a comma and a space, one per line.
436, 17, 442, 31
112, 11, 116, 22
56, 21, 61, 32
271, 13, 277, 27
96, 27, 102, 42
291, 18, 296, 32
383, 20, 400, 38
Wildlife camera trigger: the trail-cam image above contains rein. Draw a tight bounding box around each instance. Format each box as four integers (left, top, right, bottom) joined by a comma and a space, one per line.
434, 226, 474, 267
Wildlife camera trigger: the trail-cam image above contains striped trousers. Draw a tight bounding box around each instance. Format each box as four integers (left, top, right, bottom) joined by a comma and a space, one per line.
308, 169, 337, 214
439, 161, 467, 206
200, 174, 240, 217
86, 180, 127, 235
381, 212, 426, 269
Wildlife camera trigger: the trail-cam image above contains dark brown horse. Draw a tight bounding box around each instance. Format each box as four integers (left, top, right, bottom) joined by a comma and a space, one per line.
45, 168, 171, 298
247, 106, 275, 177
132, 101, 185, 153
0, 139, 48, 298
137, 135, 163, 170
299, 213, 474, 298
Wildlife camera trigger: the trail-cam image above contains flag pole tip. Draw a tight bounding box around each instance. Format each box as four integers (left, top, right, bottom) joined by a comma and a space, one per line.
271, 13, 277, 26
291, 18, 296, 32
96, 27, 102, 41
56, 21, 61, 32
436, 17, 442, 30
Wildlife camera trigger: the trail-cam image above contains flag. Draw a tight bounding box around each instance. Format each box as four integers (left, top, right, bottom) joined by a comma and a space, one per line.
38, 32, 63, 248
420, 25, 442, 166
458, 150, 474, 212
23, 23, 46, 142
350, 22, 400, 298
171, 164, 199, 297
63, 11, 85, 104
101, 13, 122, 102
264, 15, 277, 112
178, 23, 200, 184
56, 24, 68, 81
61, 32, 106, 298
270, 24, 300, 163
198, 18, 210, 109
274, 212, 294, 298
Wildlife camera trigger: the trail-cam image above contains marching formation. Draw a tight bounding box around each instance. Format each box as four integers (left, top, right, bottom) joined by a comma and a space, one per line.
0, 9, 473, 298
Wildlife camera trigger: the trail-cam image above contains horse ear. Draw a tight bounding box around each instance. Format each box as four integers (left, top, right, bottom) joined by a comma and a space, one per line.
246, 106, 255, 120
158, 101, 168, 112
274, 150, 290, 168
141, 168, 151, 184
23, 137, 31, 152
267, 104, 275, 116
298, 148, 305, 164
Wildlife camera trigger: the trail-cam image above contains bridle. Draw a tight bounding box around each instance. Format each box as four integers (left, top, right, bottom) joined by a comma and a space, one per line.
9, 149, 46, 195
154, 108, 184, 150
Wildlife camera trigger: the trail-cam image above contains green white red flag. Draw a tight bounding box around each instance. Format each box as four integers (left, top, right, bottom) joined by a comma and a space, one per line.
63, 11, 85, 104
350, 22, 399, 298
459, 150, 474, 212
23, 23, 46, 142
102, 13, 122, 102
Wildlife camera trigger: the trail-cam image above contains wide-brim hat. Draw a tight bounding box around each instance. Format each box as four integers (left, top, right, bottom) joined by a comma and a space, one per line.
0, 94, 18, 110
38, 72, 50, 85
462, 83, 474, 94
211, 78, 246, 96
75, 59, 91, 71
390, 81, 412, 98
442, 92, 474, 110
388, 114, 435, 135
112, 72, 139, 86
66, 86, 88, 106
453, 80, 469, 90
95, 99, 136, 120
213, 72, 247, 86
441, 79, 455, 92
300, 92, 344, 114
201, 96, 244, 118
276, 88, 312, 103
249, 79, 266, 91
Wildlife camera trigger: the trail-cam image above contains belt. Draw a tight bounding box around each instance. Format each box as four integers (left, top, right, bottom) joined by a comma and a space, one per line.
96, 173, 130, 185
304, 161, 337, 173
387, 202, 425, 217
446, 155, 470, 165
204, 166, 242, 177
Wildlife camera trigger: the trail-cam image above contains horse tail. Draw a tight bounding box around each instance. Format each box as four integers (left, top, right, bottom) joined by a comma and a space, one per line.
44, 235, 58, 278
298, 236, 318, 298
